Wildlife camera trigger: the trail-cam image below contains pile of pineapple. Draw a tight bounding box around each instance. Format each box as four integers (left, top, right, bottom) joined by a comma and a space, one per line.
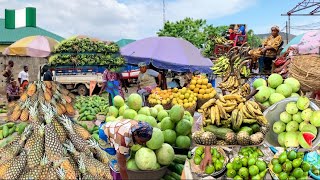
148, 88, 173, 105
188, 76, 216, 100
0, 81, 111, 179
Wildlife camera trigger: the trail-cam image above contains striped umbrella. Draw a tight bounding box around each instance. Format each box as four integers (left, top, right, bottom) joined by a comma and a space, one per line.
3, 35, 59, 57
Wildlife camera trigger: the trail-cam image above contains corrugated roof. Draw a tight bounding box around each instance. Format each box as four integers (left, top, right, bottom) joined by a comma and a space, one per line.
0, 19, 64, 44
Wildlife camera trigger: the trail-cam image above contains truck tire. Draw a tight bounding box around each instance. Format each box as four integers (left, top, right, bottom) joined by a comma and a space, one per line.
77, 84, 88, 96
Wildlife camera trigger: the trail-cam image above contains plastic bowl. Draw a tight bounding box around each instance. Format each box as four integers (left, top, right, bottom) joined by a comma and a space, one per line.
127, 166, 168, 180
263, 97, 320, 148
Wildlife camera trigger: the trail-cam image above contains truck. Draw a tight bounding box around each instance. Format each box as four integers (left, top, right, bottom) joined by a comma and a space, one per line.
40, 65, 139, 96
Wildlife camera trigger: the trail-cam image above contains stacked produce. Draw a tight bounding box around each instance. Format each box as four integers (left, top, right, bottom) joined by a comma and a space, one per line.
253, 74, 301, 108
218, 75, 240, 92
192, 146, 227, 175
226, 155, 268, 179
230, 83, 251, 97
193, 94, 269, 146
74, 95, 109, 121
270, 150, 311, 180
188, 76, 217, 100
171, 88, 197, 109
74, 122, 100, 142
202, 36, 234, 58
238, 147, 264, 158
7, 81, 76, 121
0, 81, 112, 179
272, 96, 319, 148
49, 37, 125, 67
0, 122, 28, 148
0, 103, 7, 113
166, 155, 186, 178
148, 88, 173, 106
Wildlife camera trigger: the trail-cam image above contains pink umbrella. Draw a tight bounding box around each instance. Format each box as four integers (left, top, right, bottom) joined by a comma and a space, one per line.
3, 36, 59, 57
294, 30, 320, 55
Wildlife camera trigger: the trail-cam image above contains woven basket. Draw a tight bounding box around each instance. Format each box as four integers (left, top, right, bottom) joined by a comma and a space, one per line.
289, 55, 320, 92
185, 103, 197, 116
147, 101, 172, 110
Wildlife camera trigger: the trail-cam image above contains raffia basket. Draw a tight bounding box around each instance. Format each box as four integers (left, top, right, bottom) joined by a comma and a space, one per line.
289, 55, 320, 92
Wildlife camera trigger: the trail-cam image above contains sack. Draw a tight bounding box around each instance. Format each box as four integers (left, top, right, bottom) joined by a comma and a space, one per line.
274, 57, 286, 67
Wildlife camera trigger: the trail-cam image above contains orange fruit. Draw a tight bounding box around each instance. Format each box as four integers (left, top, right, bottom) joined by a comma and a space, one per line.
202, 79, 209, 85
201, 85, 207, 89
197, 79, 202, 85
189, 84, 195, 90
194, 88, 200, 93
190, 80, 197, 85
205, 89, 211, 94
199, 89, 205, 95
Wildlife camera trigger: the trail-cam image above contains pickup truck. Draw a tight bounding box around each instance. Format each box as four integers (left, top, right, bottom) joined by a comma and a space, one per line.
40, 65, 140, 96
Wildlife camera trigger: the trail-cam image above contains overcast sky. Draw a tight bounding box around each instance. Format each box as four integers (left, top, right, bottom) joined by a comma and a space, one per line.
0, 0, 319, 41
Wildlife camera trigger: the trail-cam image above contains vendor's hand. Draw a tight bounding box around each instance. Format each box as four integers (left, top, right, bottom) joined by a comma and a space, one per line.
200, 149, 212, 171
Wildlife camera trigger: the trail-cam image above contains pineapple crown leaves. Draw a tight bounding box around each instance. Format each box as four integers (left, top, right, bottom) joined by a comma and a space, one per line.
29, 103, 39, 120
60, 115, 74, 133
56, 167, 66, 180
63, 140, 76, 153
77, 157, 86, 174
40, 155, 49, 166
43, 106, 54, 124
39, 124, 45, 137
21, 124, 32, 140
87, 138, 100, 149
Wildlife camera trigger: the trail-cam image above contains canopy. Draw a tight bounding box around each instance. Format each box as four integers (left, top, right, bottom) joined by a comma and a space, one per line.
116, 39, 135, 47
281, 30, 320, 55
3, 35, 58, 57
120, 37, 213, 73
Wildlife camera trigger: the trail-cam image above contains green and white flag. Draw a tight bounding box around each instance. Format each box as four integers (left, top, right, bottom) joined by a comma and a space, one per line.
5, 7, 36, 29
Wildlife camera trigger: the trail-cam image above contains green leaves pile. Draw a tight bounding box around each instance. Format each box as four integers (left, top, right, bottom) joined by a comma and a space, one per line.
49, 37, 126, 66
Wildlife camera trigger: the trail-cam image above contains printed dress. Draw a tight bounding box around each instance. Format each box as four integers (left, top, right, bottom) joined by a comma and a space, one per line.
102, 69, 124, 98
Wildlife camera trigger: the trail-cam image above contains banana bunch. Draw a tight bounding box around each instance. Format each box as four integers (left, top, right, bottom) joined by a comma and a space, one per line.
230, 83, 251, 97
211, 56, 230, 76
218, 75, 240, 92
240, 66, 251, 77
214, 36, 228, 44
198, 94, 268, 129
233, 56, 242, 69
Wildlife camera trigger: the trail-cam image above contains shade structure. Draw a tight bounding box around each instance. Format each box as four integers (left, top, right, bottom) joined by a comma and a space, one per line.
3, 35, 58, 57
120, 37, 213, 74
281, 30, 320, 55
116, 39, 135, 48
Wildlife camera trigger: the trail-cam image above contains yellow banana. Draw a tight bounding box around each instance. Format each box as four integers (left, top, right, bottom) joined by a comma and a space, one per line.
214, 105, 220, 126
210, 106, 216, 125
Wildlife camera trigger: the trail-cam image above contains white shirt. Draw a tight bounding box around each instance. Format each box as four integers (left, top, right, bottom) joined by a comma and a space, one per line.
18, 71, 29, 84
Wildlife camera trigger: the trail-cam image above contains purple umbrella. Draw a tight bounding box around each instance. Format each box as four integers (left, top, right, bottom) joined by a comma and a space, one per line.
120, 37, 213, 73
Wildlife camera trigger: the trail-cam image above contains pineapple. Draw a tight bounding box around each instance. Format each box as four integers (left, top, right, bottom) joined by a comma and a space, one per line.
37, 87, 45, 104
88, 139, 109, 164
20, 92, 28, 102
10, 102, 22, 121
27, 83, 37, 96
44, 89, 52, 102
3, 150, 27, 179
78, 157, 99, 180
68, 92, 76, 100
65, 103, 75, 116
26, 124, 45, 169
65, 141, 111, 179
20, 99, 31, 121
0, 156, 15, 177
55, 158, 76, 180
0, 125, 31, 164
58, 103, 67, 114
73, 123, 91, 140
44, 81, 52, 89
42, 104, 64, 162
52, 117, 68, 143
20, 155, 48, 180
61, 115, 91, 155
62, 94, 72, 104
40, 165, 58, 180
29, 103, 42, 127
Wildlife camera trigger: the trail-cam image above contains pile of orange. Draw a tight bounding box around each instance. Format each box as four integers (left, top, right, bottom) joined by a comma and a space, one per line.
172, 87, 197, 108
148, 88, 173, 105
188, 76, 216, 99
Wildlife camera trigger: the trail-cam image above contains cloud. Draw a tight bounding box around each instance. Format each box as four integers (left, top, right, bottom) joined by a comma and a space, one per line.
0, 0, 256, 41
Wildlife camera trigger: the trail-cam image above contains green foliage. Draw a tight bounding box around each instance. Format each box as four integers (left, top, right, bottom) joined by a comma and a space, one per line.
247, 29, 262, 48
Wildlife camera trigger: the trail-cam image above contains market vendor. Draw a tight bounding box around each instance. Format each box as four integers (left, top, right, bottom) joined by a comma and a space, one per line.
249, 25, 282, 73
137, 62, 161, 105
99, 66, 128, 105
7, 79, 20, 102
101, 120, 153, 180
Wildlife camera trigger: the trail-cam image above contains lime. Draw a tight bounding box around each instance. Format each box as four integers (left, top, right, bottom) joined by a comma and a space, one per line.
215, 152, 221, 158
273, 164, 282, 174
226, 163, 233, 170
201, 153, 205, 159
256, 160, 267, 171
194, 156, 202, 165
292, 158, 302, 168
233, 159, 242, 171
214, 160, 223, 171
238, 167, 249, 179
287, 150, 297, 161
278, 152, 287, 164
249, 165, 260, 176
205, 164, 215, 174
288, 176, 297, 180
296, 152, 304, 159
211, 156, 217, 163
248, 157, 256, 166
234, 175, 243, 180
282, 161, 293, 173
292, 168, 304, 178
271, 158, 280, 165
212, 148, 218, 156
219, 156, 225, 163
210, 147, 215, 155
301, 162, 311, 172
251, 174, 261, 180
279, 172, 288, 180
226, 169, 237, 178
241, 157, 248, 167
195, 147, 204, 156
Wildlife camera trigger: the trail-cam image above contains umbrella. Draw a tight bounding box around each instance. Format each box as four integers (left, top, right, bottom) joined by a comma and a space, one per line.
116, 39, 136, 48
3, 35, 58, 57
281, 30, 320, 55
120, 37, 213, 73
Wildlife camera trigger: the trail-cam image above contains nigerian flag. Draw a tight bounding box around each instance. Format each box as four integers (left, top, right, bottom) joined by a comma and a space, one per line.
5, 7, 36, 29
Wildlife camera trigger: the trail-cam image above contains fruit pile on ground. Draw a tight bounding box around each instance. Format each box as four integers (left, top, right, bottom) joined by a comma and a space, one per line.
192, 146, 226, 174
76, 123, 100, 142
227, 155, 268, 180
0, 122, 28, 148
0, 103, 7, 113
272, 96, 319, 148
74, 95, 109, 121
171, 87, 197, 109
193, 94, 269, 145
188, 76, 217, 100
270, 150, 311, 180
0, 81, 112, 179
253, 74, 301, 107
107, 94, 193, 149
7, 81, 76, 122
148, 88, 173, 106
238, 147, 264, 158
126, 132, 175, 171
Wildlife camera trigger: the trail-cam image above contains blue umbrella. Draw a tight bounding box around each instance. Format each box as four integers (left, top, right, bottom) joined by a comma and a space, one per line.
281, 33, 304, 54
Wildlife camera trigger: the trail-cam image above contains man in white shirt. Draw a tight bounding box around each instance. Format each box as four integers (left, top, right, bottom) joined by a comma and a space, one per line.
18, 65, 29, 89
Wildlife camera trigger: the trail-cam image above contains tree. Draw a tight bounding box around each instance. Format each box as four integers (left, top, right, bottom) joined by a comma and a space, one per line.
246, 29, 262, 48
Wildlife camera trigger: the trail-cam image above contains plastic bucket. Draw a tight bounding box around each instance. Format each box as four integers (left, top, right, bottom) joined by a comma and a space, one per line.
127, 166, 168, 180
263, 97, 320, 148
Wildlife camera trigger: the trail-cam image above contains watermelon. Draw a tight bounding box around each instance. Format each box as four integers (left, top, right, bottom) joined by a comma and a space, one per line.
298, 132, 315, 149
